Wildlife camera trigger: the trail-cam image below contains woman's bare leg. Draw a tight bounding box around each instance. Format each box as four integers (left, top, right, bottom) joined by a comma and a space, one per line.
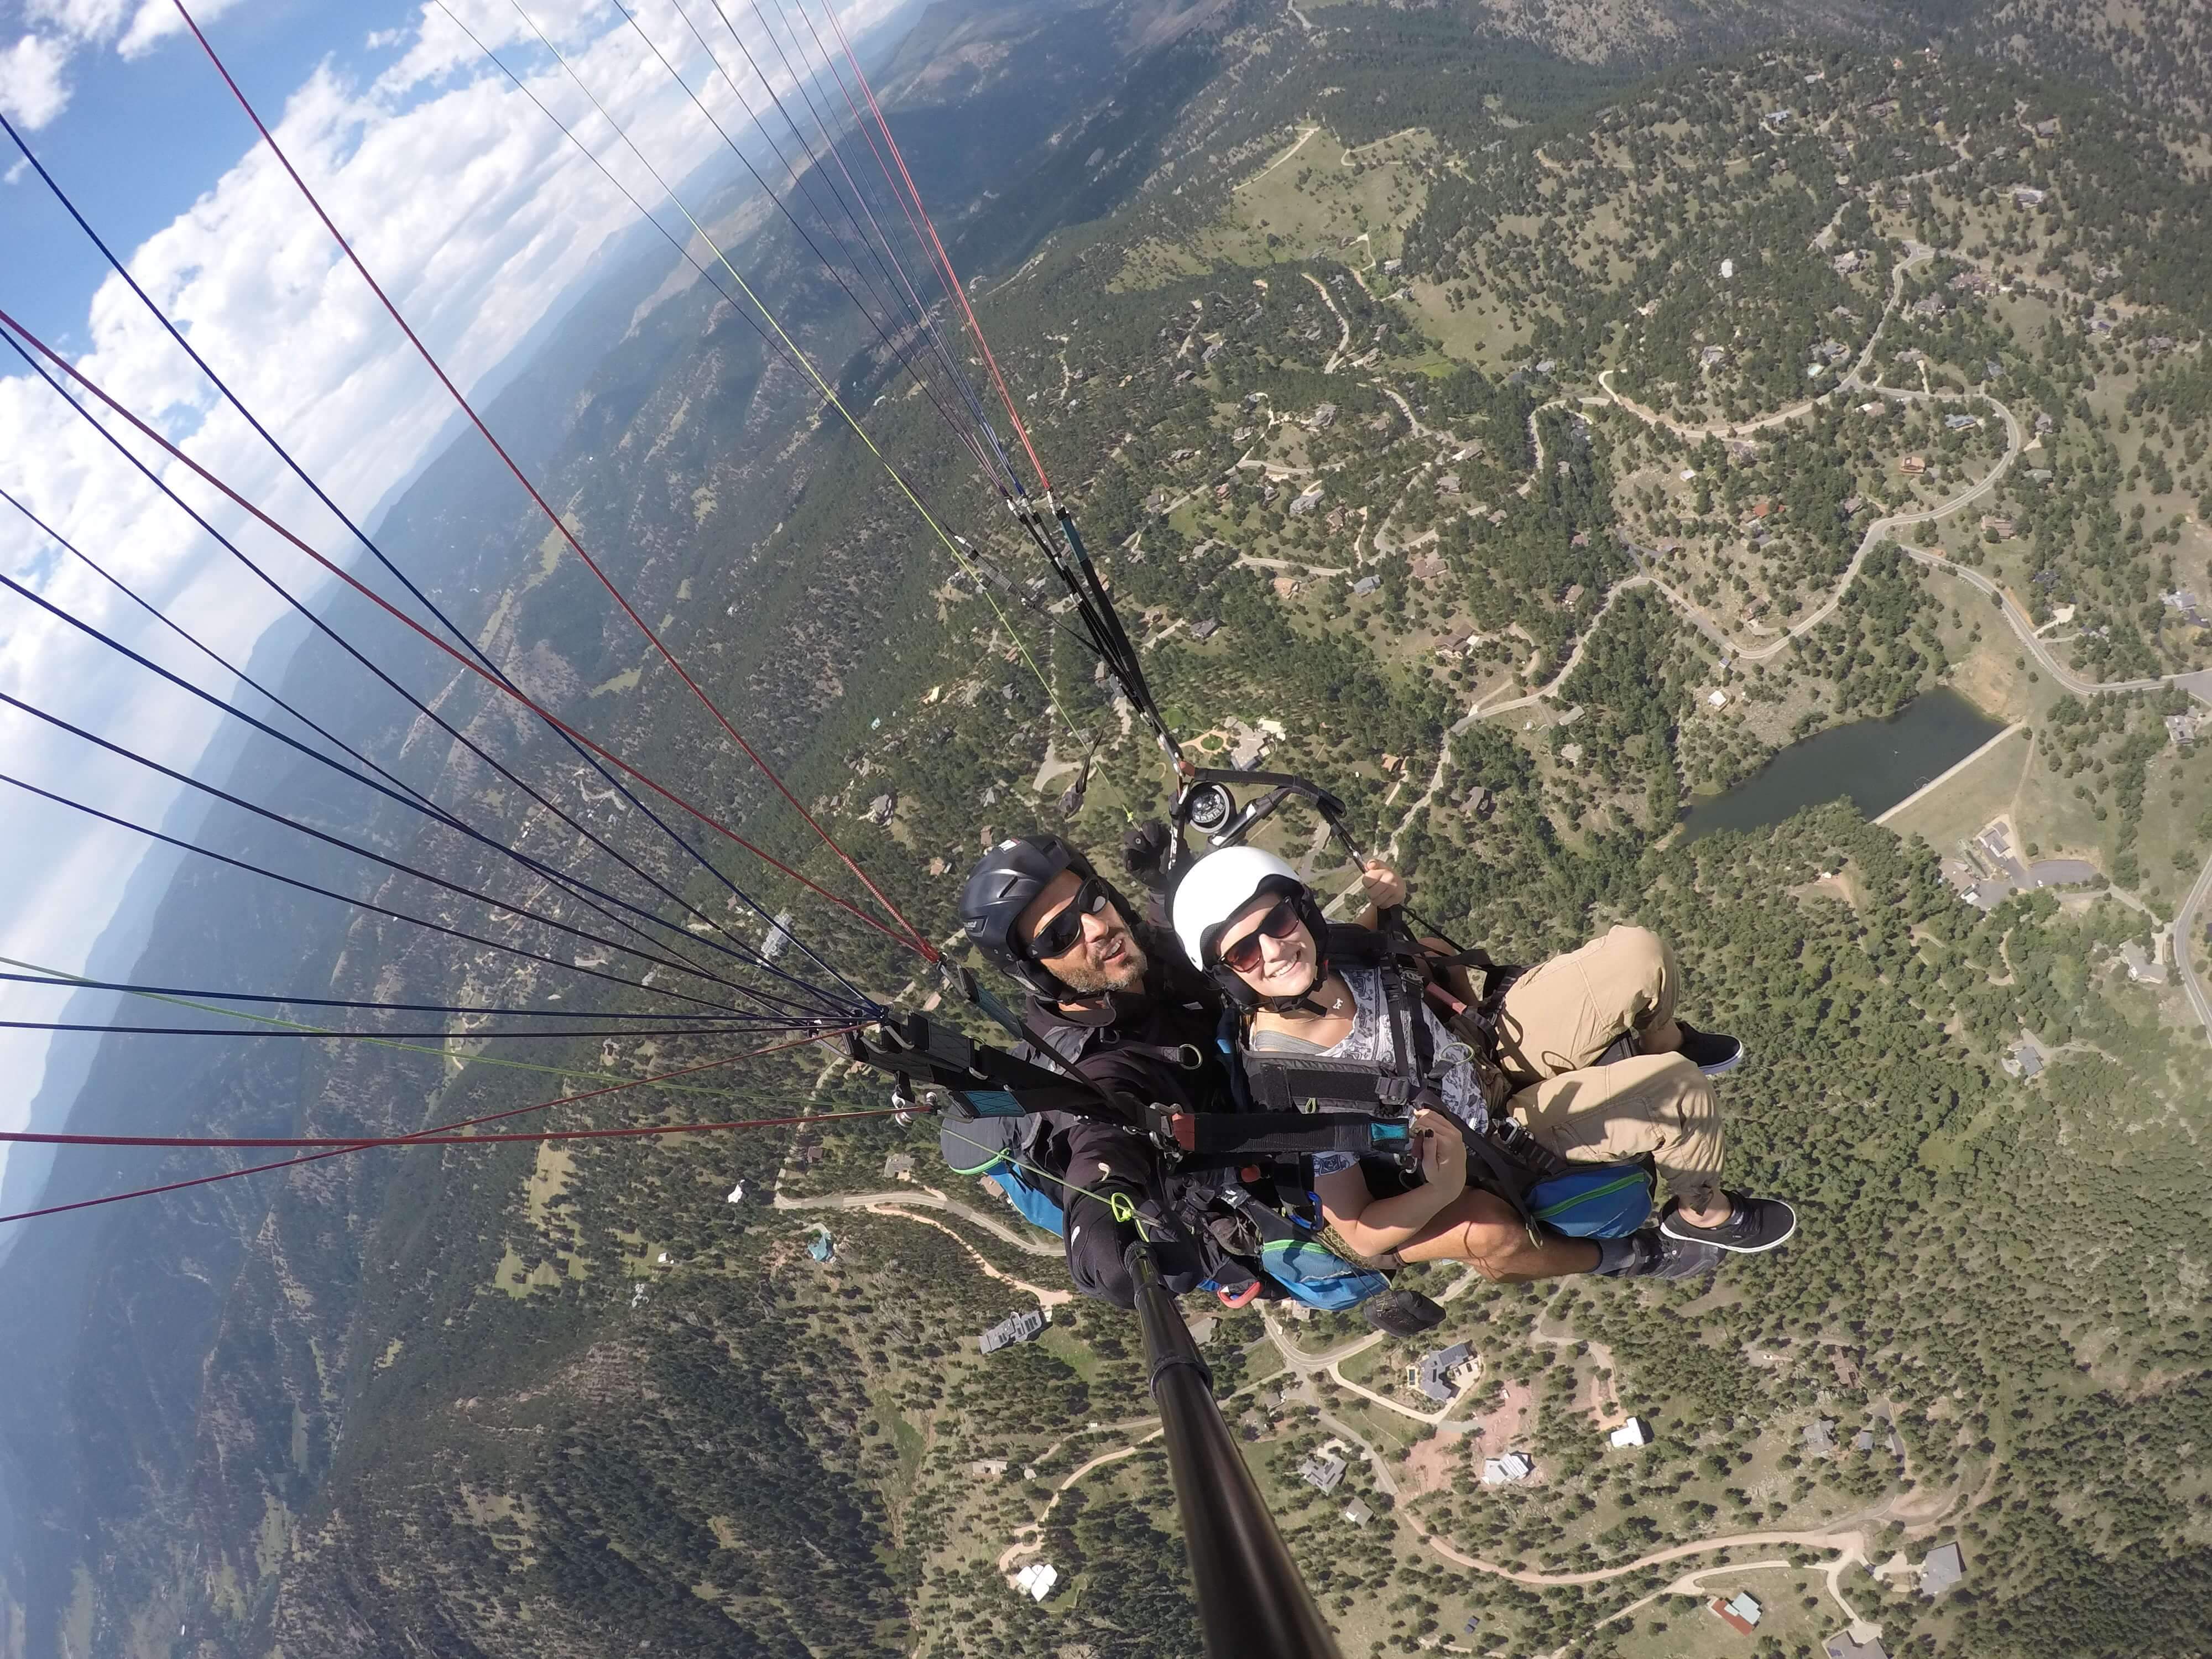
1396, 1188, 1598, 1283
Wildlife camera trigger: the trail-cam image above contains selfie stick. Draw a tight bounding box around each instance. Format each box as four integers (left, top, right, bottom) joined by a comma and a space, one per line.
1127, 1243, 1343, 1658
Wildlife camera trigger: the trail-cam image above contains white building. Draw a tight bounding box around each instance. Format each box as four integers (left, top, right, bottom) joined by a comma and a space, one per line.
1480, 1452, 1535, 1485
1013, 1562, 1060, 1602
1609, 1417, 1653, 1448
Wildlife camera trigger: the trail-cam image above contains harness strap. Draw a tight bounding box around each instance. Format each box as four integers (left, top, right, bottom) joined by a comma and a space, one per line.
1244, 1053, 1436, 1113
1155, 1107, 1415, 1167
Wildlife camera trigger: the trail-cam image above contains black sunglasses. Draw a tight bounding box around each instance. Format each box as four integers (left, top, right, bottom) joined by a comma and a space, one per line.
1027, 877, 1111, 961
1219, 898, 1302, 974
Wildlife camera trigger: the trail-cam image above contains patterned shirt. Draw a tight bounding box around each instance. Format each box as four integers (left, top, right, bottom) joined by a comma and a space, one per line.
1245, 965, 1489, 1175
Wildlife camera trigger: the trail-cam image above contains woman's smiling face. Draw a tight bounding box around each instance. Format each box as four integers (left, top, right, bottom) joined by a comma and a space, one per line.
1215, 894, 1320, 1000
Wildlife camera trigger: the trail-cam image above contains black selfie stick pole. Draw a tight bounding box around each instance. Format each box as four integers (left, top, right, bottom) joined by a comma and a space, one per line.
1127, 1243, 1342, 1659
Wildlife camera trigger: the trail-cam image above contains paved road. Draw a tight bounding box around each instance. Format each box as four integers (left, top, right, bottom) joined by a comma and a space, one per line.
1304, 270, 1353, 374
2177, 847, 2212, 1042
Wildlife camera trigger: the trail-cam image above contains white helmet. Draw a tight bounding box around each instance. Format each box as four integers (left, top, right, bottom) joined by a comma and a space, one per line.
1171, 846, 1307, 972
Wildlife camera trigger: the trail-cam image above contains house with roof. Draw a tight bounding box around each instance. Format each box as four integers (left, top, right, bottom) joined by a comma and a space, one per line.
1288, 485, 1326, 517
1350, 575, 1381, 597
2119, 939, 2169, 985
2001, 1035, 2044, 1079
807, 1231, 835, 1263
1407, 1342, 1478, 1404
1480, 1452, 1534, 1485
1826, 1633, 1887, 1659
1920, 1541, 1966, 1596
1710, 1591, 1762, 1634
979, 1307, 1051, 1354
1343, 1498, 1374, 1526
1803, 1418, 1837, 1455
881, 1151, 915, 1181
1013, 1562, 1060, 1602
1297, 1452, 1348, 1493
1609, 1417, 1653, 1448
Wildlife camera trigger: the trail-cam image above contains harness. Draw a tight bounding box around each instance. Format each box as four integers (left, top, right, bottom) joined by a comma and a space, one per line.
1234, 921, 1567, 1220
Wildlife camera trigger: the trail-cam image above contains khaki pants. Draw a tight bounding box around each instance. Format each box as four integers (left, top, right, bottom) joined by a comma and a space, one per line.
1494, 926, 1723, 1212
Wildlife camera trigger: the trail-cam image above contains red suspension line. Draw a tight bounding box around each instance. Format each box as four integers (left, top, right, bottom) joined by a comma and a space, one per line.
0, 306, 915, 956
168, 0, 935, 962
0, 1026, 864, 1226
812, 0, 1053, 497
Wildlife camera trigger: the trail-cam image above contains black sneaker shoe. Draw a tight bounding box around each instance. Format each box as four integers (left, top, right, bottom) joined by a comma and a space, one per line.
1659, 1192, 1797, 1254
1361, 1287, 1447, 1338
1674, 1021, 1744, 1077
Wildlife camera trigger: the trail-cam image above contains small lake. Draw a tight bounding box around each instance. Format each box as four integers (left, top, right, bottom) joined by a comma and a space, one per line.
1678, 687, 2005, 843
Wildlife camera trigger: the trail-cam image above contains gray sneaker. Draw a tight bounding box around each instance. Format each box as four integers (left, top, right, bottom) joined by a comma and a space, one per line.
1614, 1229, 1721, 1280
1645, 1230, 1724, 1280
1660, 1192, 1797, 1254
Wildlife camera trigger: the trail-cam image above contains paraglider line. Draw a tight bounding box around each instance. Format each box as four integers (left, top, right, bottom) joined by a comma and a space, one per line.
0, 306, 919, 958
0, 948, 847, 1092
0, 772, 784, 1021
0, 967, 775, 1024
492, 1, 1097, 747
0, 552, 842, 1021
810, 0, 1053, 494
0, 109, 860, 1006
0, 348, 841, 1014
169, 0, 936, 963
0, 686, 813, 1008
0, 1026, 864, 1227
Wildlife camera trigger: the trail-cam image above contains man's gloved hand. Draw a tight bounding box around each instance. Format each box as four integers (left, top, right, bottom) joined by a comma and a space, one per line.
1121, 819, 1172, 888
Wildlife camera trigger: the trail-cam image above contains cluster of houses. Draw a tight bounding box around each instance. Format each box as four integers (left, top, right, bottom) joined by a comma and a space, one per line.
1802, 1407, 1905, 1461
1939, 818, 2098, 912
1294, 1443, 1376, 1526
1700, 1543, 1961, 1649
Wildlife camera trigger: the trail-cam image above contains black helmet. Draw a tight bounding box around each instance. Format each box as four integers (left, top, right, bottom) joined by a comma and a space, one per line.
958, 834, 1103, 999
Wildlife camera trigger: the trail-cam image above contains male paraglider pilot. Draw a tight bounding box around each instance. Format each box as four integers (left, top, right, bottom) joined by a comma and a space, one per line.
954, 833, 1795, 1321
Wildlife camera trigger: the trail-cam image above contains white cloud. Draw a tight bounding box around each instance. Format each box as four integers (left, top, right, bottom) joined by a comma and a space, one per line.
3, 155, 26, 184
115, 0, 251, 61
0, 33, 71, 128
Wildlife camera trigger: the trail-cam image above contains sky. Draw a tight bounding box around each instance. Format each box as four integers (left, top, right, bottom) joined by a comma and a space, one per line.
0, 0, 907, 1188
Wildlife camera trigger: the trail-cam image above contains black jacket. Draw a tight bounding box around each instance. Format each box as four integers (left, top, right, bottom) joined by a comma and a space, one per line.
1015, 926, 1252, 1305
1018, 925, 1233, 1187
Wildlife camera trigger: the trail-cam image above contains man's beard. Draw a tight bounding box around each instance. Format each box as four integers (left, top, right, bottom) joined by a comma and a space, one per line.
1055, 935, 1149, 995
